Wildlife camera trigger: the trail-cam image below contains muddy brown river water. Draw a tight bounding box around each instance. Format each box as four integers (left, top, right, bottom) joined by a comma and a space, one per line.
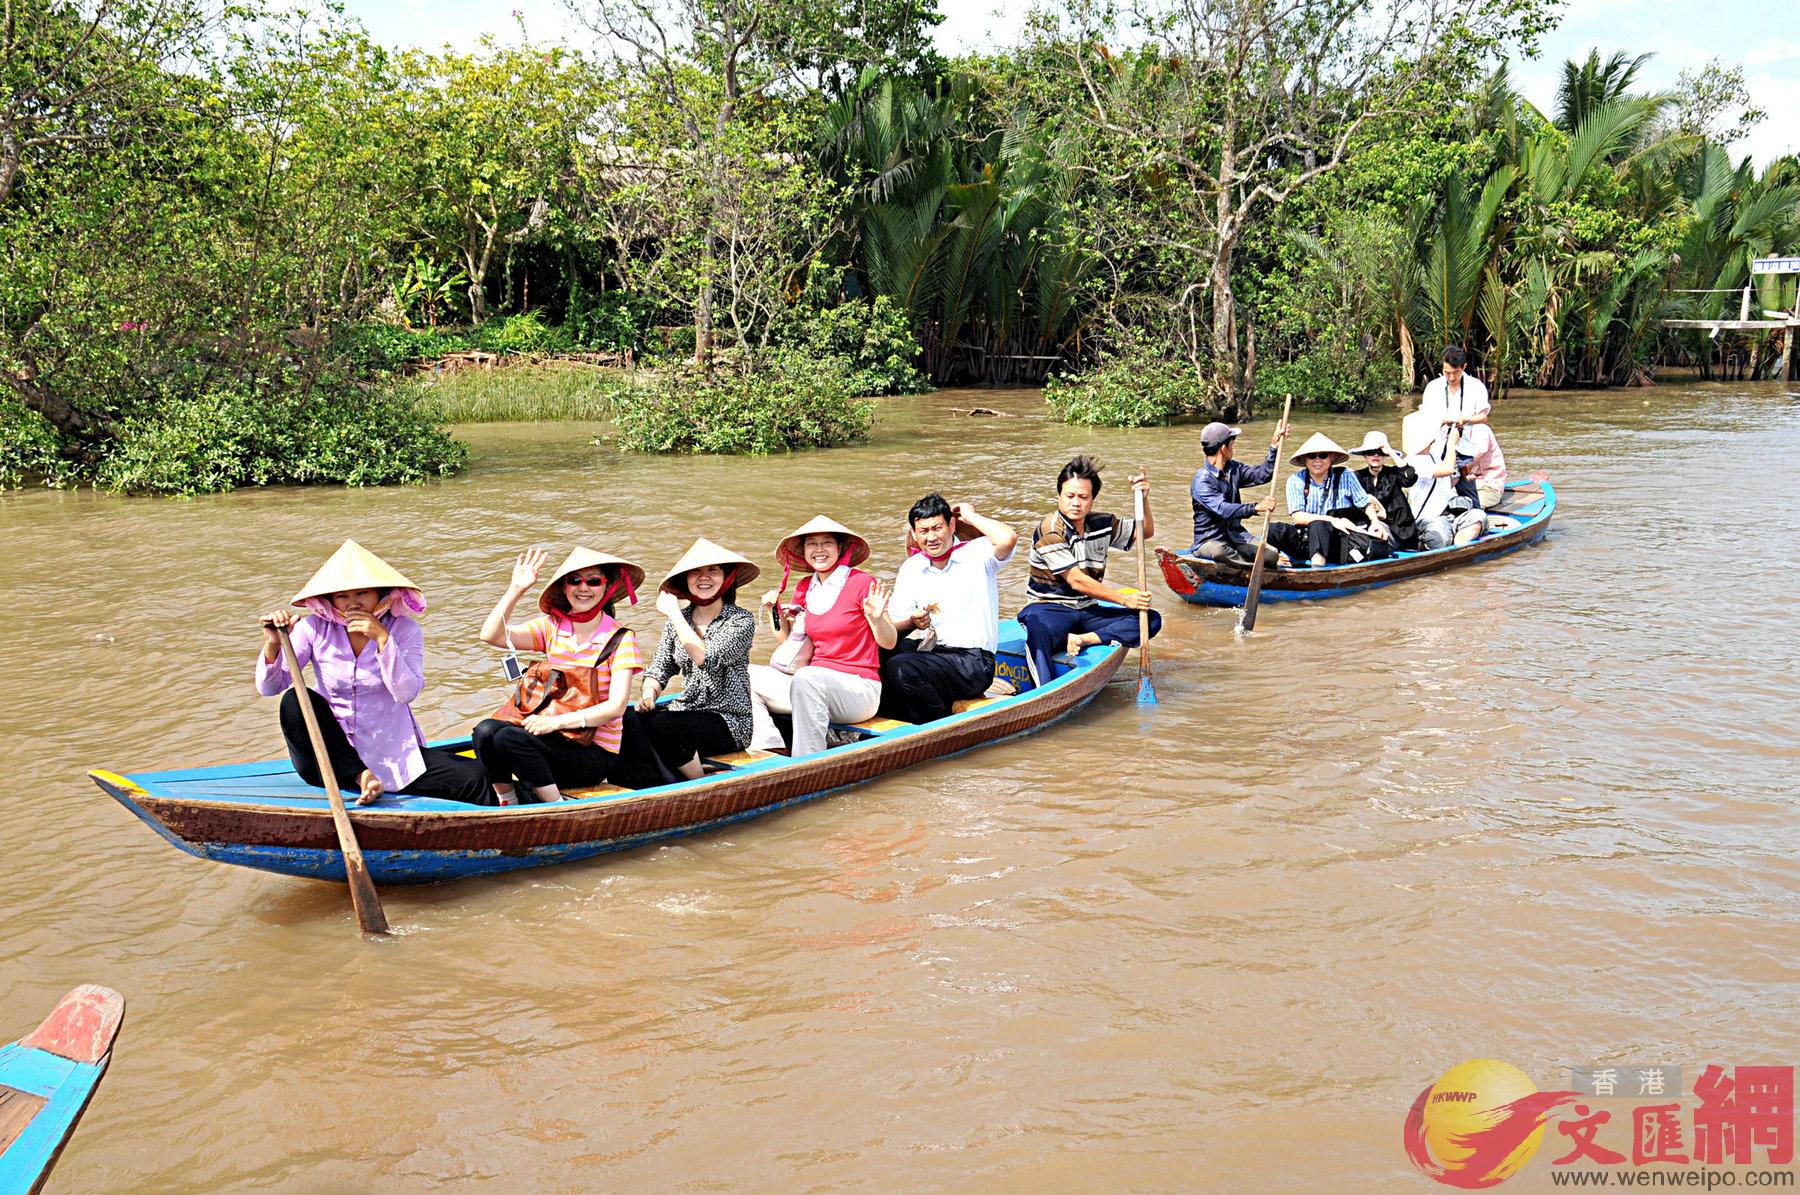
3, 380, 1798, 1191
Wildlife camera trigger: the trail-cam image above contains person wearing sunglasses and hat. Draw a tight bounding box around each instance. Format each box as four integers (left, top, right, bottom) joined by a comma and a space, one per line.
750, 516, 897, 758
627, 538, 760, 781
1187, 417, 1291, 565
472, 546, 646, 803
256, 539, 490, 805
1349, 431, 1422, 550
1270, 433, 1394, 567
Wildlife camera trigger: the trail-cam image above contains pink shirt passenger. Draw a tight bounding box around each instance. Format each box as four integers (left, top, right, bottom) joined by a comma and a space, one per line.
255, 613, 428, 790
1462, 423, 1507, 488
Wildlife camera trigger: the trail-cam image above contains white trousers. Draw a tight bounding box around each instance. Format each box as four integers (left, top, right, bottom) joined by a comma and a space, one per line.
749, 664, 881, 757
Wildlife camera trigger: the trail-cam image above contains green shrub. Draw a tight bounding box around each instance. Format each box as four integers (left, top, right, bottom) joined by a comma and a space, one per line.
612, 351, 875, 454
334, 323, 475, 373
774, 296, 929, 396
1045, 351, 1210, 426
468, 311, 573, 356
91, 381, 467, 495
1258, 348, 1399, 413
648, 324, 698, 360
565, 286, 653, 355
0, 399, 78, 488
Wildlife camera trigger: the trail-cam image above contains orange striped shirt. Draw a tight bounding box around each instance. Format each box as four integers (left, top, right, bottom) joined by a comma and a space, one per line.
521, 614, 643, 753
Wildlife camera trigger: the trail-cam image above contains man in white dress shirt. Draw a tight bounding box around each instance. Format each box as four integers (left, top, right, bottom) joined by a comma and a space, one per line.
880, 494, 1017, 723
1418, 345, 1491, 428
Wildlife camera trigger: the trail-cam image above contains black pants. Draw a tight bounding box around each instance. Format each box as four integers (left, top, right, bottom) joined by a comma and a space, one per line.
640, 708, 737, 771
1265, 521, 1395, 566
1265, 521, 1335, 565
879, 641, 996, 723
279, 688, 492, 805
470, 718, 617, 792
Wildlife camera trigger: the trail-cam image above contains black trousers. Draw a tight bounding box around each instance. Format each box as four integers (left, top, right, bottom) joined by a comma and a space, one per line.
470, 718, 617, 792
279, 688, 492, 805
1265, 520, 1395, 566
879, 641, 996, 723
1265, 520, 1335, 564
640, 708, 737, 770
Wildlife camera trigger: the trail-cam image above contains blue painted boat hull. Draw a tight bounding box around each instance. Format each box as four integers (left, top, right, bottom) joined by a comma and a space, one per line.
1159, 479, 1556, 606
0, 986, 124, 1195
89, 623, 1126, 886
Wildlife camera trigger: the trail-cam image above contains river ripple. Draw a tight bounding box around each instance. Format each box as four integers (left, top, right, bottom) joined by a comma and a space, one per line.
2, 379, 1797, 1191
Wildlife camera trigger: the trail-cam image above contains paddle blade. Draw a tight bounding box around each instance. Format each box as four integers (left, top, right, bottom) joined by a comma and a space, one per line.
346, 858, 390, 936
1137, 675, 1158, 706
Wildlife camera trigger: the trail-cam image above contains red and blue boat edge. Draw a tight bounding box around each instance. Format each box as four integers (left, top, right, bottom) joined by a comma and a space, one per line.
87, 620, 1124, 886
1158, 478, 1556, 606
0, 985, 125, 1195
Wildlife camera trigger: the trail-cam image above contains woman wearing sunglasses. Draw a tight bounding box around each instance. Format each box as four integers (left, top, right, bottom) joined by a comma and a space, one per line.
1268, 433, 1394, 567
256, 539, 490, 805
472, 546, 646, 804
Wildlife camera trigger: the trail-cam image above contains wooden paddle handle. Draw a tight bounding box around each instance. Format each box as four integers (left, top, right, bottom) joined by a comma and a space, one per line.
277, 626, 389, 935
1240, 395, 1293, 632
1133, 481, 1152, 679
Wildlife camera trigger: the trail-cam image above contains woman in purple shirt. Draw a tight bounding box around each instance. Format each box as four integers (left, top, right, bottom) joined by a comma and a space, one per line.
256, 540, 489, 805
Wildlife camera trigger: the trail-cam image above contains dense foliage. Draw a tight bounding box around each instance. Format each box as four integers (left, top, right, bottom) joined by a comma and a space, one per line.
3, 0, 1795, 486
1043, 350, 1210, 427
611, 352, 874, 453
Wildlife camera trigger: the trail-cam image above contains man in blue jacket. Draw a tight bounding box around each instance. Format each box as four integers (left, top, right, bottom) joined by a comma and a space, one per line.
1187, 418, 1290, 565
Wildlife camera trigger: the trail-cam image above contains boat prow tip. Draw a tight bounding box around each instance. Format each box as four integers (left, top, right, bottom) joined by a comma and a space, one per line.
20, 984, 126, 1064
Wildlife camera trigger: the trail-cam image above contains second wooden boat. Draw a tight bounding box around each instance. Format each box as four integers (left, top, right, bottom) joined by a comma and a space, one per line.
0, 985, 125, 1195
1158, 478, 1555, 606
88, 620, 1125, 886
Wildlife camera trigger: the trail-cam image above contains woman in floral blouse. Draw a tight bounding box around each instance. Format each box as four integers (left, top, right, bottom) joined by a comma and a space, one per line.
634, 538, 759, 779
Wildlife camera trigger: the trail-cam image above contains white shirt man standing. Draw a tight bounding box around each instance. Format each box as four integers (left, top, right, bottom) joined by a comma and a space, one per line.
1419, 344, 1491, 428
882, 494, 1017, 723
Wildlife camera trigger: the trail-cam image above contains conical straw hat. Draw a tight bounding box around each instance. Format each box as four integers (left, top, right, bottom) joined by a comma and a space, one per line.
661, 537, 761, 597
539, 546, 647, 616
1287, 432, 1350, 468
290, 540, 421, 607
1401, 409, 1445, 458
775, 515, 871, 572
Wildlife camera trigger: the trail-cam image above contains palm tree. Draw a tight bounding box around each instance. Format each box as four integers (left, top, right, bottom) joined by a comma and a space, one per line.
1554, 50, 1654, 133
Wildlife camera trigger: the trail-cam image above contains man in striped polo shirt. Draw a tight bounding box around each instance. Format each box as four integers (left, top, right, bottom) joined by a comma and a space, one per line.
1017, 455, 1161, 687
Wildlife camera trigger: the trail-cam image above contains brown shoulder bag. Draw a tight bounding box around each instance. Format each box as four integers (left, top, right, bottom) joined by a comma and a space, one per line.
490, 628, 627, 746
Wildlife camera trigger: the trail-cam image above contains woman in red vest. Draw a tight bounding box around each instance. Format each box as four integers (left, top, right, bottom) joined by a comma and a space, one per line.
749, 516, 896, 756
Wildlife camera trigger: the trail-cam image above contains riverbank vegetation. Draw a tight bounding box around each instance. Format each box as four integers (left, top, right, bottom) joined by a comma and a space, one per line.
4, 0, 1796, 491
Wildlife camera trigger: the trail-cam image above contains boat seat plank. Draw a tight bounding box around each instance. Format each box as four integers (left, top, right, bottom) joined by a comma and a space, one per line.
563, 784, 633, 799
842, 717, 913, 735
949, 697, 999, 714
705, 750, 780, 767
0, 1085, 49, 1153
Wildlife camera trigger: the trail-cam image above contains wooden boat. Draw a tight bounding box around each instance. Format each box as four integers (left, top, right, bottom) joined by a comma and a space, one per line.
88, 620, 1124, 886
0, 986, 125, 1195
1157, 478, 1555, 606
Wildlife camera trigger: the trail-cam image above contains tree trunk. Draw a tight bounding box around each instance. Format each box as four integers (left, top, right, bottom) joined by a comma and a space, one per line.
1398, 314, 1415, 397
1210, 134, 1242, 419
5, 365, 96, 444
0, 123, 20, 207
694, 229, 716, 370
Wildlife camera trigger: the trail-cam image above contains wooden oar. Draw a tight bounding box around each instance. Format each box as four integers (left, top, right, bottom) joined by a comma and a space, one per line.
275, 625, 389, 935
1132, 479, 1157, 705
1238, 395, 1293, 634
